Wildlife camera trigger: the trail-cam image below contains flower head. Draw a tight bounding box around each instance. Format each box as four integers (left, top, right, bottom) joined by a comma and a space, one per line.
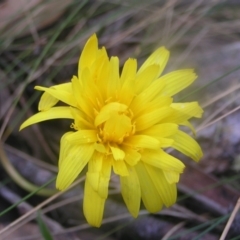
20, 34, 203, 227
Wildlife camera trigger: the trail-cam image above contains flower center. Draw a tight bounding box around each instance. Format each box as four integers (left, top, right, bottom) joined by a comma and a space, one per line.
95, 102, 135, 144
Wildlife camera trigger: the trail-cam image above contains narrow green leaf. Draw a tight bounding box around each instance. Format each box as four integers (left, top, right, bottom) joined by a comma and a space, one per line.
0, 177, 56, 217
180, 64, 240, 101
37, 211, 54, 240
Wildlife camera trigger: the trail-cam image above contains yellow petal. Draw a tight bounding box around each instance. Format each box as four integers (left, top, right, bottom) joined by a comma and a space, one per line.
80, 68, 104, 110
87, 172, 100, 192
86, 155, 111, 200
110, 145, 125, 161
140, 78, 165, 102
20, 107, 73, 130
38, 92, 58, 111
124, 135, 161, 149
122, 146, 141, 166
112, 159, 129, 176
131, 95, 172, 117
66, 130, 97, 144
38, 83, 72, 111
140, 123, 178, 138
103, 113, 132, 143
58, 132, 74, 167
87, 152, 103, 191
172, 130, 203, 161
96, 57, 110, 100
181, 120, 196, 136
70, 107, 94, 129
131, 78, 165, 109
156, 137, 174, 148
107, 56, 120, 98
71, 77, 94, 120
135, 64, 160, 94
98, 175, 110, 199
135, 107, 172, 132
79, 34, 98, 73
56, 144, 94, 190
35, 86, 77, 107
138, 47, 169, 77
101, 156, 112, 178
71, 76, 82, 105
135, 162, 163, 212
163, 171, 180, 184
93, 47, 109, 82
83, 177, 105, 227
161, 102, 203, 124
94, 143, 106, 153
118, 77, 135, 106
120, 58, 137, 85
98, 158, 111, 198
171, 102, 203, 118
95, 102, 128, 126
88, 151, 103, 173
141, 149, 185, 173
120, 166, 140, 217
118, 58, 137, 105
145, 163, 177, 207
159, 69, 197, 96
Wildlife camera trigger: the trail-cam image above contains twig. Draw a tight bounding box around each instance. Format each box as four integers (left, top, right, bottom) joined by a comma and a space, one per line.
220, 197, 240, 240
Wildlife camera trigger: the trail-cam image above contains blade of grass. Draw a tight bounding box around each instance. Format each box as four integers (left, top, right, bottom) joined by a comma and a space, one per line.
0, 176, 84, 238
168, 215, 230, 240
0, 0, 88, 139
0, 177, 56, 217
4, 144, 58, 172
37, 211, 54, 240
0, 178, 12, 188
178, 173, 240, 203
0, 142, 57, 196
193, 216, 228, 240
229, 236, 240, 240
180, 64, 240, 101
197, 105, 240, 133
29, 0, 87, 76
220, 198, 240, 240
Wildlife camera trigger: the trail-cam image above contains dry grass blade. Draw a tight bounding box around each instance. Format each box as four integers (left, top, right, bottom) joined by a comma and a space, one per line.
4, 144, 57, 172
0, 185, 63, 232
220, 198, 240, 240
105, 0, 177, 48
161, 0, 177, 43
172, 27, 209, 69
0, 177, 85, 239
0, 81, 26, 140
200, 94, 240, 127
169, 0, 204, 35
38, 211, 148, 238
161, 221, 186, 240
197, 105, 240, 133
202, 82, 240, 109
1, 0, 240, 239
168, 0, 217, 47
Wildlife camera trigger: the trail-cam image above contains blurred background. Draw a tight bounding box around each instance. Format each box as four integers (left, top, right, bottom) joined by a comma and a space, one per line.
1, 0, 240, 239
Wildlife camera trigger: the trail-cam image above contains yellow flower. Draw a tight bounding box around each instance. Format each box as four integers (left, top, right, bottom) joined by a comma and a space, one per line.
20, 34, 203, 227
